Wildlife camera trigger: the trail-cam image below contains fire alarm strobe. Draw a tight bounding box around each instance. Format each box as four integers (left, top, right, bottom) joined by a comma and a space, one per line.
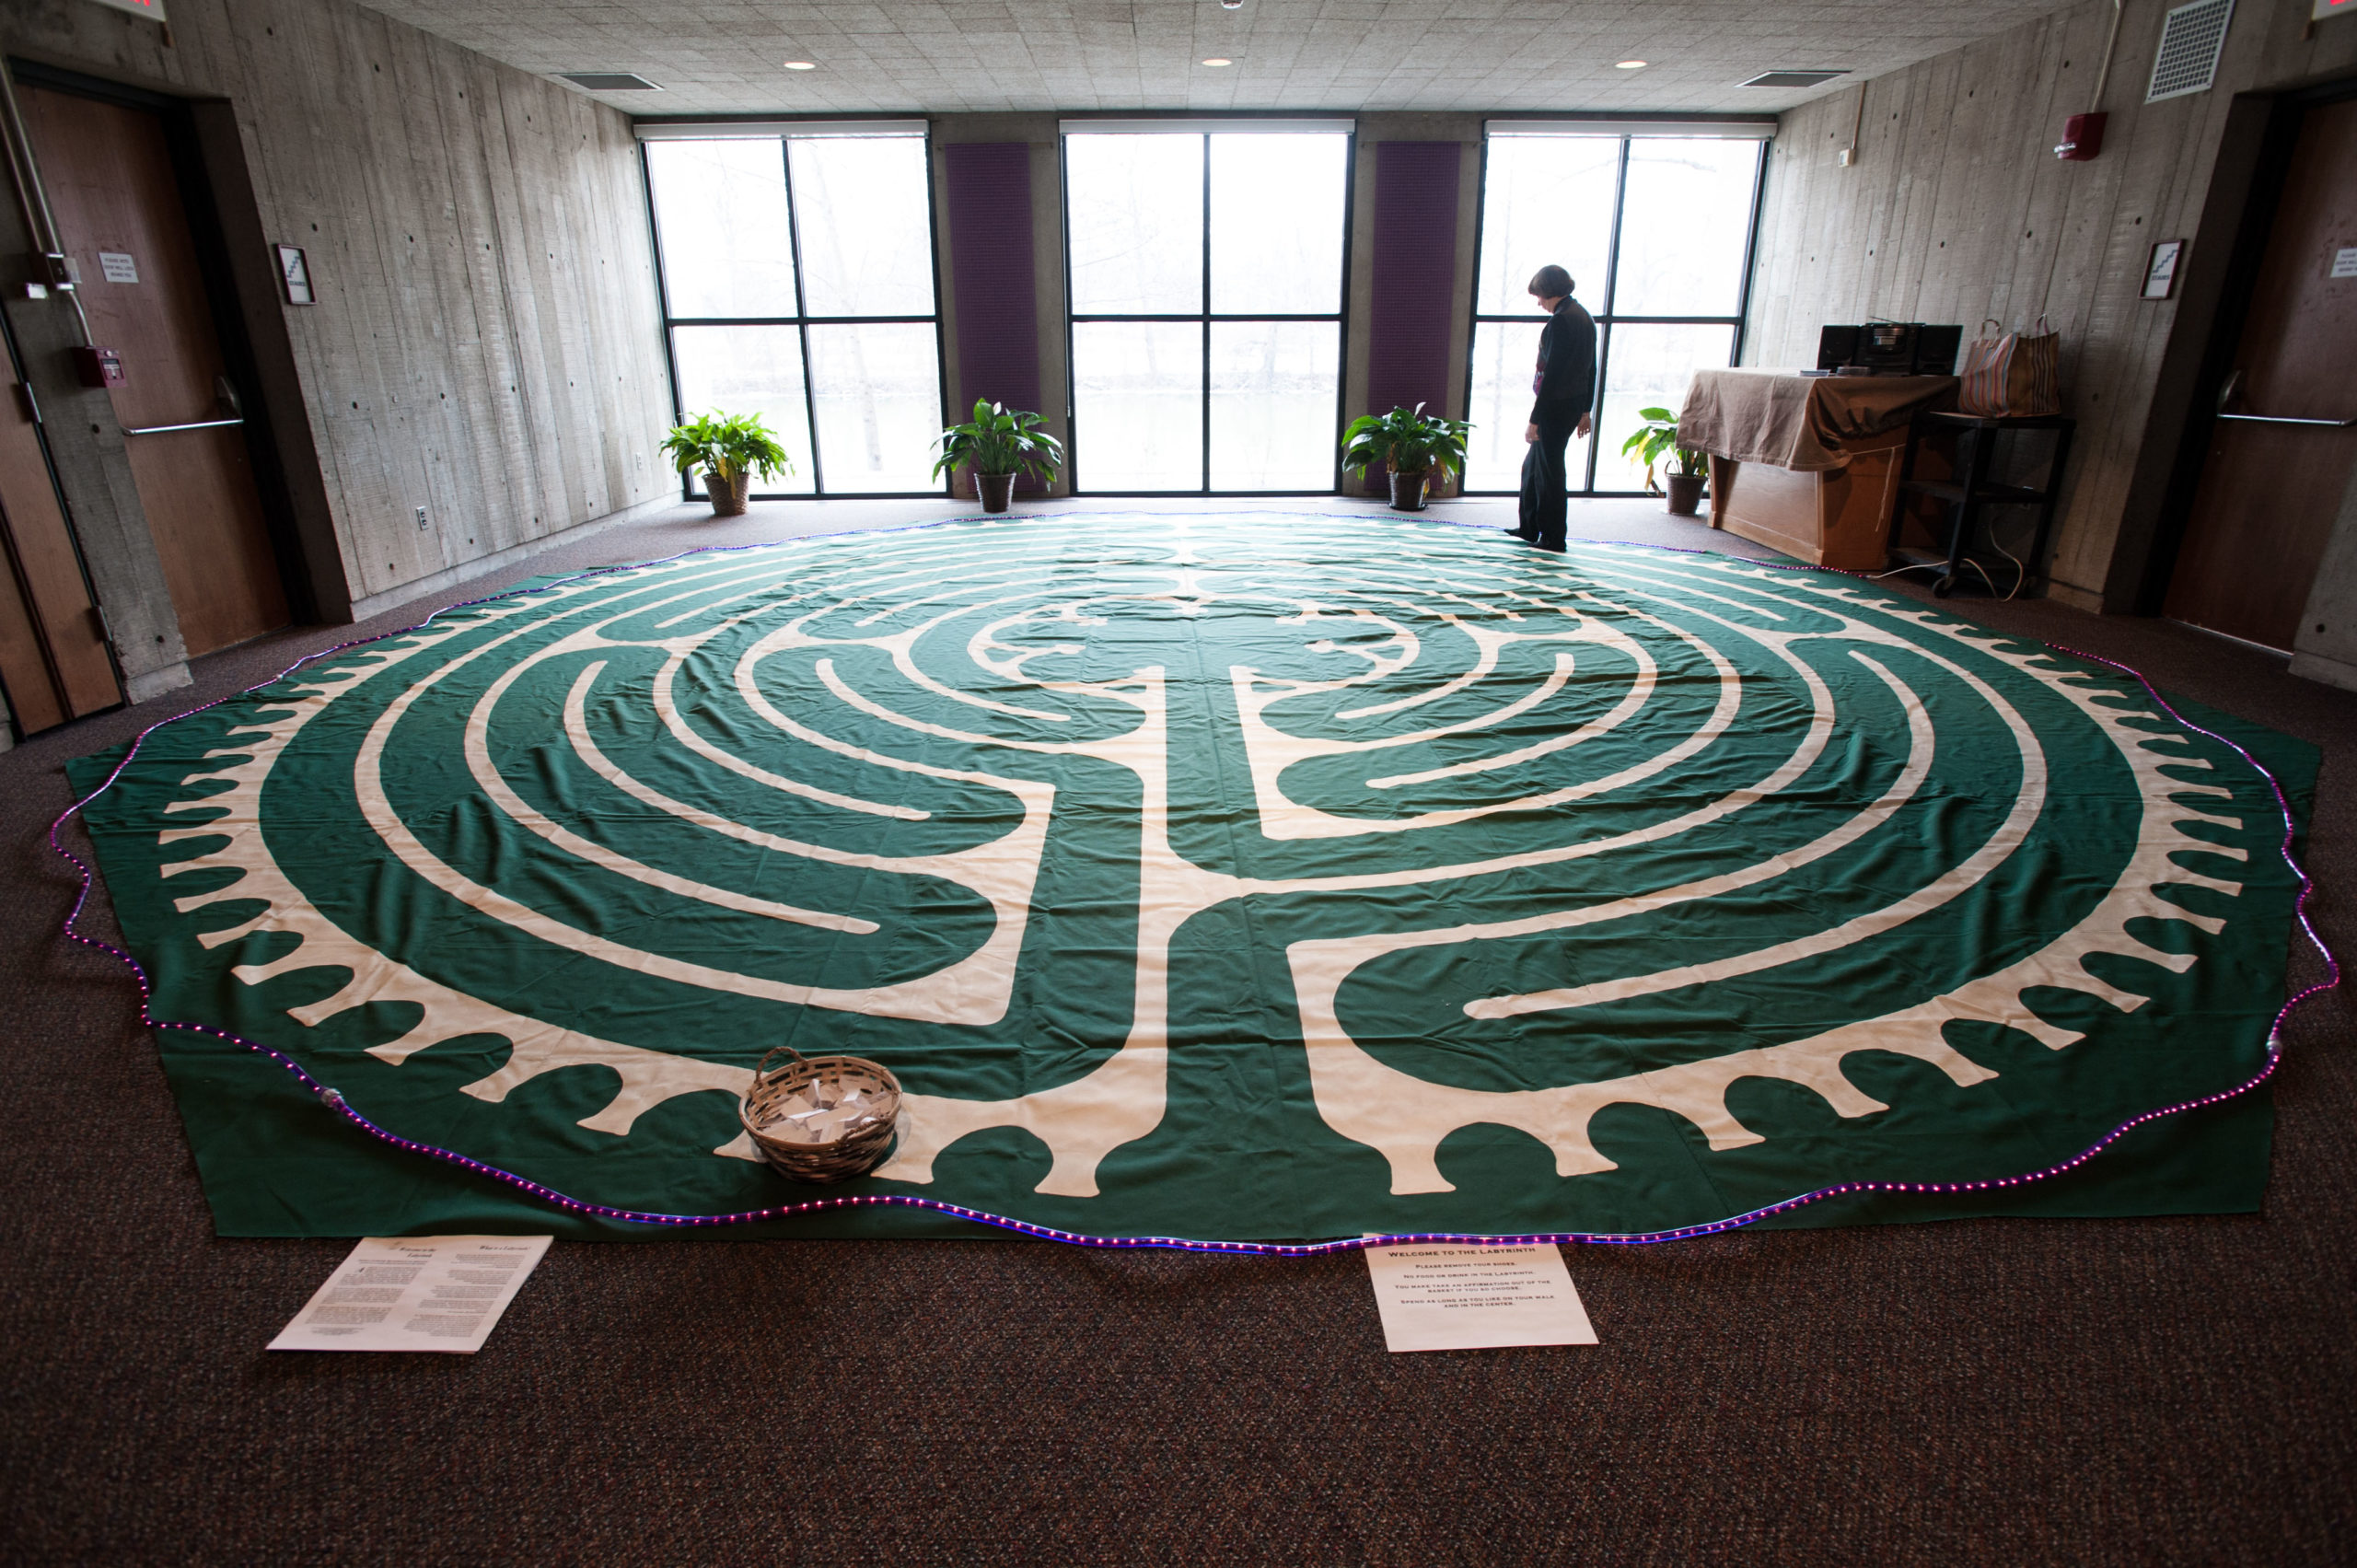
2059, 0, 2127, 159
2056, 111, 2107, 161
73, 345, 125, 388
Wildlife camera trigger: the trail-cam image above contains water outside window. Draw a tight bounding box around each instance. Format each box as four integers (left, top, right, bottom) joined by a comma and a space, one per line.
805, 323, 944, 494
668, 325, 817, 495
1211, 321, 1341, 491
1071, 321, 1202, 491
1065, 126, 1349, 494
1594, 323, 1739, 492
1468, 131, 1766, 494
1465, 320, 1590, 495
644, 131, 944, 497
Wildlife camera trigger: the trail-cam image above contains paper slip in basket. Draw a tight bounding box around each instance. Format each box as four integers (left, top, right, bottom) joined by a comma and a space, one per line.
1364, 1243, 1597, 1353
270, 1236, 552, 1353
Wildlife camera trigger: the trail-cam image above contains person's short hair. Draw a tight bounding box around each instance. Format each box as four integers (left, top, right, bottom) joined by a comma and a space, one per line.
1527, 264, 1573, 299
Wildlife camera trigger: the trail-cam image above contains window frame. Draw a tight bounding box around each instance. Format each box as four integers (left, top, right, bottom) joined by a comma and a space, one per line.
1464, 130, 1771, 497
1058, 121, 1358, 497
640, 123, 952, 501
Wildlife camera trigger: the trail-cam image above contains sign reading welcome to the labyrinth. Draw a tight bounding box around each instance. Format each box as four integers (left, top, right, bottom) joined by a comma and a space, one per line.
72, 515, 2307, 1239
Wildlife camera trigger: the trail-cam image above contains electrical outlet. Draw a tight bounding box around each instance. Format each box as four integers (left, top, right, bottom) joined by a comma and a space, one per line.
415, 505, 430, 529
633, 450, 646, 472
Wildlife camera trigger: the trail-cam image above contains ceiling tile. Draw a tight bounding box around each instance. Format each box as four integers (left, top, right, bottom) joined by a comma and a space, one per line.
370, 0, 2061, 116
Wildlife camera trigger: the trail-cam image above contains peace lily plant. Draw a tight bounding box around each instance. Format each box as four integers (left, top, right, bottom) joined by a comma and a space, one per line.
1340, 402, 1473, 512
935, 400, 1064, 513
1621, 406, 1709, 515
660, 411, 792, 517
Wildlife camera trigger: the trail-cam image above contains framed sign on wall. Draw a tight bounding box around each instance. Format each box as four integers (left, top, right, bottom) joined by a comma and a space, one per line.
275, 244, 314, 306
2142, 239, 2186, 299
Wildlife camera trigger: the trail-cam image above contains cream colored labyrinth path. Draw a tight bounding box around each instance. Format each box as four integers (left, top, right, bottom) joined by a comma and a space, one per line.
76, 513, 2306, 1240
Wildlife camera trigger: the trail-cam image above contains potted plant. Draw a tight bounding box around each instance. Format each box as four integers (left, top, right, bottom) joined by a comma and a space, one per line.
1340, 403, 1473, 512
934, 399, 1064, 513
1621, 407, 1709, 516
659, 412, 792, 517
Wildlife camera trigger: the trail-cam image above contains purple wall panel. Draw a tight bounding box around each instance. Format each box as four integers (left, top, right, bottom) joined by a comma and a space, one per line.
944, 142, 1041, 420
1364, 142, 1461, 423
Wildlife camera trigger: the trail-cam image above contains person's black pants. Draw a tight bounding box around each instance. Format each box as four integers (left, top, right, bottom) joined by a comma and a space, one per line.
1515, 407, 1583, 551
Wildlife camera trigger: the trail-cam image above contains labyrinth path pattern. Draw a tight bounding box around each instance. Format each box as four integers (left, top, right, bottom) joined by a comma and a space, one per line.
74, 514, 2305, 1240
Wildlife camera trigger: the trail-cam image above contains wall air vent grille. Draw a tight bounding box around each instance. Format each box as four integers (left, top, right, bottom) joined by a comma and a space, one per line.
2145, 0, 2235, 102
559, 72, 663, 92
1741, 69, 1851, 88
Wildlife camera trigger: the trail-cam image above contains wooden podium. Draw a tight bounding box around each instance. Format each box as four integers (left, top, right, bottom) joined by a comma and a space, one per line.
1679, 369, 1958, 573
1707, 432, 1910, 572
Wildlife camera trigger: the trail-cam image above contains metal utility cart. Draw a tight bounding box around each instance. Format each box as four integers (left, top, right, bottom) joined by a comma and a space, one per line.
1888, 411, 2077, 598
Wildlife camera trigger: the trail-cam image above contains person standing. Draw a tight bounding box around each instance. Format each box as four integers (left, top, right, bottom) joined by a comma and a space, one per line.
1513, 265, 1596, 552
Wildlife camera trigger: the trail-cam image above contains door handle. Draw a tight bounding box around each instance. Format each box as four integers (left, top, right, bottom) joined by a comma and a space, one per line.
2214, 368, 2354, 427
122, 372, 249, 436
122, 416, 244, 435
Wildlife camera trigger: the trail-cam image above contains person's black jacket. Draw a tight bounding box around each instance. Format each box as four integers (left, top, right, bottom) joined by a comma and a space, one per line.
1530, 297, 1597, 424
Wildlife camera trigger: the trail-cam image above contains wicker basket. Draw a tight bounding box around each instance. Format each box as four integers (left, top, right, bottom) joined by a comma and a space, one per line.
738, 1046, 901, 1183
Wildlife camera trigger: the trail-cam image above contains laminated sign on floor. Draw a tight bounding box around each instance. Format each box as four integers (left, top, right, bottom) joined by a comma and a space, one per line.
64, 513, 2316, 1243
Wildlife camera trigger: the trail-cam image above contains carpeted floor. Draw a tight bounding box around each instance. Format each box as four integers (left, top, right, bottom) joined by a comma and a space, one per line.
4, 496, 2351, 1566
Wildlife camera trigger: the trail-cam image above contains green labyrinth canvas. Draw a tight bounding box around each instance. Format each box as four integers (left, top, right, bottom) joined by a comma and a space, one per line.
67, 513, 2316, 1243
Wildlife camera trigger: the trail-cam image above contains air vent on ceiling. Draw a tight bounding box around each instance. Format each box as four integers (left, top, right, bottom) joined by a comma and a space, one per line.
2145, 0, 2235, 102
1741, 69, 1851, 88
559, 72, 663, 92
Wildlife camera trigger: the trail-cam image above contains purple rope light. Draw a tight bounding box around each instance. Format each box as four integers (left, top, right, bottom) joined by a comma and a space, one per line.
44, 515, 2339, 1255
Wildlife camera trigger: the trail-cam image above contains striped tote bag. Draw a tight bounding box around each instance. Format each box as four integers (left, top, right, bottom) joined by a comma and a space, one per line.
1957, 317, 2062, 417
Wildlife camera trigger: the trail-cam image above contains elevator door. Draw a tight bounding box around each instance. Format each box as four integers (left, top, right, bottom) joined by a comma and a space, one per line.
20, 83, 287, 657
2165, 98, 2357, 651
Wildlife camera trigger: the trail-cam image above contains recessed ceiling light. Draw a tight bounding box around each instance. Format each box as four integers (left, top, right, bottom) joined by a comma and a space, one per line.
1202, 58, 1233, 67
1616, 60, 1648, 70
784, 60, 817, 70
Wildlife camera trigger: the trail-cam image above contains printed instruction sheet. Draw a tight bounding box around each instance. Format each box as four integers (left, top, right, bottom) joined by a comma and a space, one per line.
1364, 1242, 1597, 1353
270, 1236, 552, 1353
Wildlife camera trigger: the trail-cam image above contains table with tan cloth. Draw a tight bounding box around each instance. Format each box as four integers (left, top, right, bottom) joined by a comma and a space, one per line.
1677, 369, 1958, 569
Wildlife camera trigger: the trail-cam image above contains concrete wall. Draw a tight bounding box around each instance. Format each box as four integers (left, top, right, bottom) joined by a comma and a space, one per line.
2, 0, 672, 656
1747, 0, 2357, 611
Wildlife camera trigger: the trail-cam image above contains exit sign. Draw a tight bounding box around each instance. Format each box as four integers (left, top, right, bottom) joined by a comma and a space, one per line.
2317, 0, 2352, 18
86, 0, 168, 21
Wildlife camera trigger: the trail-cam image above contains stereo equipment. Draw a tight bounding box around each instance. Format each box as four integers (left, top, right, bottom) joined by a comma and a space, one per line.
1815, 322, 1963, 376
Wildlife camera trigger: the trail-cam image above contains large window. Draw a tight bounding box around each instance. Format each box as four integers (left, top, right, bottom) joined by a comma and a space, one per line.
1466, 127, 1767, 495
1063, 122, 1352, 494
643, 125, 945, 497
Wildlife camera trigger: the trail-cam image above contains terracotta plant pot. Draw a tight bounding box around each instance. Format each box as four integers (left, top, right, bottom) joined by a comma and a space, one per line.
1666, 471, 1706, 517
975, 471, 1017, 513
703, 468, 749, 517
1387, 468, 1430, 512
